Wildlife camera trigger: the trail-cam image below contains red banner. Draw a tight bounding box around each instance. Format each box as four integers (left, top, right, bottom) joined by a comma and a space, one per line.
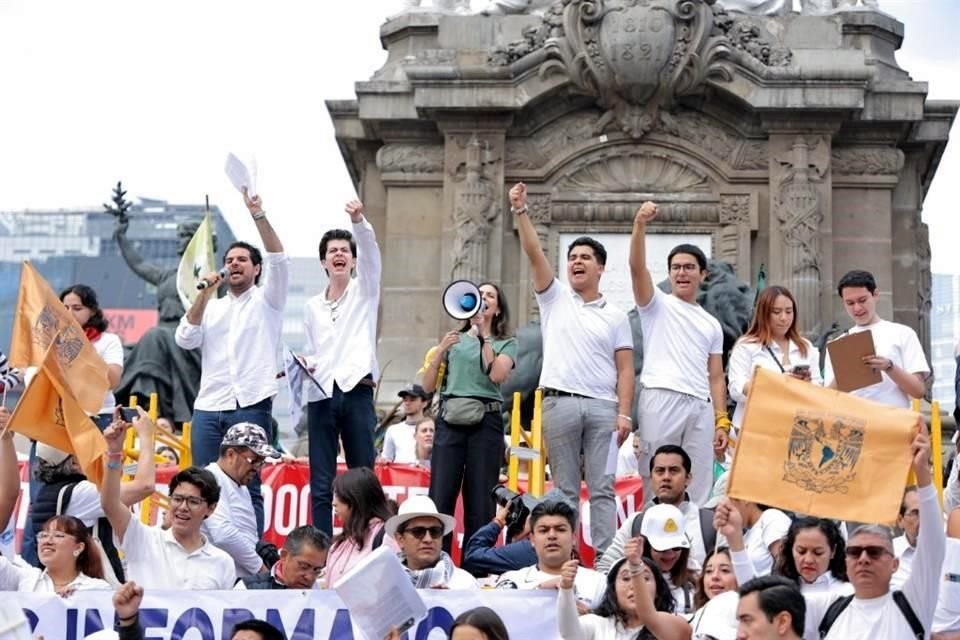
103, 309, 159, 345
15, 461, 643, 568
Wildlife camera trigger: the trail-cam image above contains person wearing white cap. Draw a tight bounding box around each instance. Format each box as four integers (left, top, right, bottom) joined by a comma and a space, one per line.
203, 422, 281, 578
640, 503, 696, 614
385, 495, 478, 589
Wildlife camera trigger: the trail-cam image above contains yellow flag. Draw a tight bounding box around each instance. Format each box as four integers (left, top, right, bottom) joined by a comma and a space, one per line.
8, 344, 106, 486
728, 367, 916, 525
8, 262, 109, 415
176, 214, 217, 311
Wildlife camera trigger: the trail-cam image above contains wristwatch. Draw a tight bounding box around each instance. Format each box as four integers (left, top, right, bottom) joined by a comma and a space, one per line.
511, 205, 528, 215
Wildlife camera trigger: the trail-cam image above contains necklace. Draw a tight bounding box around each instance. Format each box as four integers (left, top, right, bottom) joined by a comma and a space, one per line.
324, 287, 349, 323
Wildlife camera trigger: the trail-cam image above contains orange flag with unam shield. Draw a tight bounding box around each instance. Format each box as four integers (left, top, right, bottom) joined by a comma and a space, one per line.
7, 342, 106, 486
727, 367, 917, 525
8, 261, 109, 416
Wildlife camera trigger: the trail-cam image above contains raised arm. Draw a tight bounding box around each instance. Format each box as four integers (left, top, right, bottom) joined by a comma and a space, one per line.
119, 413, 157, 506
629, 202, 658, 308
347, 200, 382, 296
421, 332, 461, 395
100, 411, 134, 542
245, 190, 288, 312
244, 189, 283, 254
626, 536, 692, 640
510, 183, 554, 293
114, 219, 165, 286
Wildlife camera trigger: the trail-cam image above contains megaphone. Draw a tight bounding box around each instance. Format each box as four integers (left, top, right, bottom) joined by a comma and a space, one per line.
442, 280, 483, 320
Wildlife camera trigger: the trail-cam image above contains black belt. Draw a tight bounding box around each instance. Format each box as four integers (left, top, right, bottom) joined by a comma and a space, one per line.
541, 388, 589, 399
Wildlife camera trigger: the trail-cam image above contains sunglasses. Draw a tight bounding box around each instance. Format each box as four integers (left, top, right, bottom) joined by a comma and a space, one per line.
845, 545, 893, 560
402, 525, 445, 540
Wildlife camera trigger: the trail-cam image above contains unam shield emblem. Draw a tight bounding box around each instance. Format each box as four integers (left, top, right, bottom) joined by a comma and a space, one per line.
784, 412, 865, 494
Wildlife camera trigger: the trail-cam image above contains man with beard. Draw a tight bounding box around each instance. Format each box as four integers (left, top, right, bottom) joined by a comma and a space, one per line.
203, 423, 280, 578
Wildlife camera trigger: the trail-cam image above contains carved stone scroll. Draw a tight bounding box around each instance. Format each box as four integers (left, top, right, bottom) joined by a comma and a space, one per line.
831, 147, 905, 175
719, 194, 752, 281
376, 144, 445, 173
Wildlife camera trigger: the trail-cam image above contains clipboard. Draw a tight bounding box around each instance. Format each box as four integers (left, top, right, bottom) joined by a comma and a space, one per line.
826, 330, 883, 392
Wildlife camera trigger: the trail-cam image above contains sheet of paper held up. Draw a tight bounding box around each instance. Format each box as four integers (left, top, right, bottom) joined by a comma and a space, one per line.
224, 152, 257, 196
333, 546, 427, 640
605, 431, 619, 476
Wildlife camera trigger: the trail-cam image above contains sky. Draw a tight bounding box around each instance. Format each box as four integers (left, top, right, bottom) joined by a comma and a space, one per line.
0, 0, 957, 270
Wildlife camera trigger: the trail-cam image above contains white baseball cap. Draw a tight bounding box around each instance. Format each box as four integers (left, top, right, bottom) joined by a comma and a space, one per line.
36, 443, 71, 466
639, 503, 690, 551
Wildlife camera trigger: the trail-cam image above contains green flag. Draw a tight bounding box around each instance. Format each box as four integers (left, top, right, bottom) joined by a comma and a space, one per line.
176, 214, 216, 310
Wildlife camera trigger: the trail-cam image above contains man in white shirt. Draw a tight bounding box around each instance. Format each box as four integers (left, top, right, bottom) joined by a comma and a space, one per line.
804, 423, 944, 640
302, 199, 381, 536
890, 486, 919, 589
511, 182, 634, 556
496, 495, 606, 609
175, 189, 289, 536
101, 410, 236, 590
203, 423, 280, 579
381, 384, 430, 463
630, 203, 730, 505
824, 270, 929, 408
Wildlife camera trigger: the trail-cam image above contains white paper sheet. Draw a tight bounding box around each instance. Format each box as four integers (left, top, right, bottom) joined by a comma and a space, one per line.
224, 152, 257, 196
604, 431, 620, 476
333, 546, 427, 640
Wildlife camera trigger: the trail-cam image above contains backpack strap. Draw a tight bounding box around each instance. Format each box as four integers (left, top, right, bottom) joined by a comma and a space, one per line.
818, 595, 853, 639
891, 591, 925, 640
372, 525, 386, 550
55, 482, 78, 516
699, 508, 717, 553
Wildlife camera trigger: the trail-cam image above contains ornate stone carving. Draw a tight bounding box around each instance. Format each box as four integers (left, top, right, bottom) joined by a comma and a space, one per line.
477, 0, 555, 15
717, 0, 789, 15
376, 144, 445, 173
733, 140, 769, 170
719, 193, 749, 225
398, 0, 471, 15
521, 193, 552, 319
774, 136, 829, 337
556, 148, 711, 192
550, 201, 718, 223
831, 147, 905, 175
505, 111, 600, 170
916, 221, 931, 351
800, 0, 878, 14
450, 135, 499, 281
489, 0, 791, 138
719, 194, 751, 279
656, 110, 737, 162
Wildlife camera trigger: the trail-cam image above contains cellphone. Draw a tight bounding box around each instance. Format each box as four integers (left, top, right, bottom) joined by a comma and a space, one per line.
791, 364, 810, 374
119, 407, 139, 422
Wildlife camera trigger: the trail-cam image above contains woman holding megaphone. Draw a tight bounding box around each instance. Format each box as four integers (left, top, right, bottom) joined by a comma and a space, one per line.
422, 282, 517, 555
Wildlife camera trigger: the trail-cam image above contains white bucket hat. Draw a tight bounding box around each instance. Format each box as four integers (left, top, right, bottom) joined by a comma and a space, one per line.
384, 495, 456, 538
639, 503, 690, 552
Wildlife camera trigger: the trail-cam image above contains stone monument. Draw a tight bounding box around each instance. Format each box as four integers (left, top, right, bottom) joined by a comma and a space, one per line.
329, 0, 956, 397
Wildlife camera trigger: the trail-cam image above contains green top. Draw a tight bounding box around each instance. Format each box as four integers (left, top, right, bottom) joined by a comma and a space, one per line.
442, 333, 518, 402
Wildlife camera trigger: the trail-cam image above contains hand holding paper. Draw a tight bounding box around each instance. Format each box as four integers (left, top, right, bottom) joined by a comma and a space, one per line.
224, 152, 257, 197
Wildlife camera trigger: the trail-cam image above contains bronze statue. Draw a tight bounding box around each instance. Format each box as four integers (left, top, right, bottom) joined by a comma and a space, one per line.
104, 182, 212, 424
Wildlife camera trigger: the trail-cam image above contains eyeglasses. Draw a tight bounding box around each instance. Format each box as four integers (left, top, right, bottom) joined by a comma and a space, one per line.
37, 531, 72, 542
669, 263, 700, 273
401, 526, 444, 540
845, 545, 893, 560
242, 455, 266, 469
170, 494, 207, 509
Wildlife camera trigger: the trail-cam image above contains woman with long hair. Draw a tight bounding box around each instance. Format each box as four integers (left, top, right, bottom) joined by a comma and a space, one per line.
324, 467, 399, 587
693, 546, 738, 610
727, 285, 822, 429
0, 515, 110, 593
422, 282, 517, 554
558, 538, 691, 640
60, 284, 124, 425
775, 517, 852, 595
413, 418, 435, 469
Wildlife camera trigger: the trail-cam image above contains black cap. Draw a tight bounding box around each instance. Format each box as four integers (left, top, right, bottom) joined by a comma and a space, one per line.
398, 383, 430, 400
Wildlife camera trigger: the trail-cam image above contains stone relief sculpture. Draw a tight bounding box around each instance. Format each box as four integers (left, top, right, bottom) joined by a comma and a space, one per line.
489, 0, 792, 138
478, 0, 555, 15
450, 135, 499, 281
376, 144, 445, 173
399, 0, 472, 14
104, 183, 207, 424
717, 0, 790, 16
774, 136, 829, 338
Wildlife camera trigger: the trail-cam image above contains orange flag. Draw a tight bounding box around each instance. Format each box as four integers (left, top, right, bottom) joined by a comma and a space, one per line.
8, 261, 109, 415
7, 343, 106, 486
728, 368, 917, 525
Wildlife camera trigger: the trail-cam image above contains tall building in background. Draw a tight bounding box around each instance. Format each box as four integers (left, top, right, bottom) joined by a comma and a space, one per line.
0, 197, 236, 349
931, 272, 960, 416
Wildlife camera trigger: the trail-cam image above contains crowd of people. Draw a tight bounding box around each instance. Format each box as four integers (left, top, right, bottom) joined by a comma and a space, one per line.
0, 182, 958, 640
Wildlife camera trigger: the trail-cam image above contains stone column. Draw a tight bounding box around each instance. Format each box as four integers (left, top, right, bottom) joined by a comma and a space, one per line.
718, 194, 754, 283
768, 133, 833, 338
890, 149, 929, 353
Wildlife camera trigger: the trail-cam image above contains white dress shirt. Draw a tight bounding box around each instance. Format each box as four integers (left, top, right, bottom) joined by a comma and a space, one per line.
727, 337, 822, 427
119, 518, 236, 590
0, 556, 110, 592
890, 533, 916, 590
201, 462, 261, 577
175, 251, 289, 410
303, 218, 381, 399
496, 564, 607, 609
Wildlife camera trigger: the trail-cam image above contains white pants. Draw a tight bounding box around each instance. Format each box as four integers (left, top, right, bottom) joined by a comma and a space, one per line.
637, 387, 714, 505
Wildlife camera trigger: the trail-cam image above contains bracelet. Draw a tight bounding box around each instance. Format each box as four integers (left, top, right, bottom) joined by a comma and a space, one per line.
251, 210, 266, 221
511, 205, 528, 215
106, 460, 122, 470
106, 451, 123, 460
618, 414, 633, 422
118, 613, 138, 624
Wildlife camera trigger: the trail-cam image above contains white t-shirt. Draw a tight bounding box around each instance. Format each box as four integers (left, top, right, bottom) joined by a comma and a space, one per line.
637, 288, 722, 400
890, 534, 915, 590
727, 337, 822, 427
0, 557, 110, 592
536, 279, 633, 402
615, 433, 639, 477
94, 332, 124, 414
201, 462, 261, 577
558, 587, 643, 640
742, 508, 791, 576
496, 564, 607, 609
933, 537, 960, 633
60, 480, 106, 527
383, 422, 417, 463
118, 518, 236, 590
823, 319, 929, 408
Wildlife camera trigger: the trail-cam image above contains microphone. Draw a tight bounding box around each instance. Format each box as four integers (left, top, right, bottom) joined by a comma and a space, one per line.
197, 268, 228, 290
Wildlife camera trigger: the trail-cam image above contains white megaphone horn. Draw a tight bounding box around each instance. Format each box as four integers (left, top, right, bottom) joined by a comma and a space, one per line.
442, 280, 483, 320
